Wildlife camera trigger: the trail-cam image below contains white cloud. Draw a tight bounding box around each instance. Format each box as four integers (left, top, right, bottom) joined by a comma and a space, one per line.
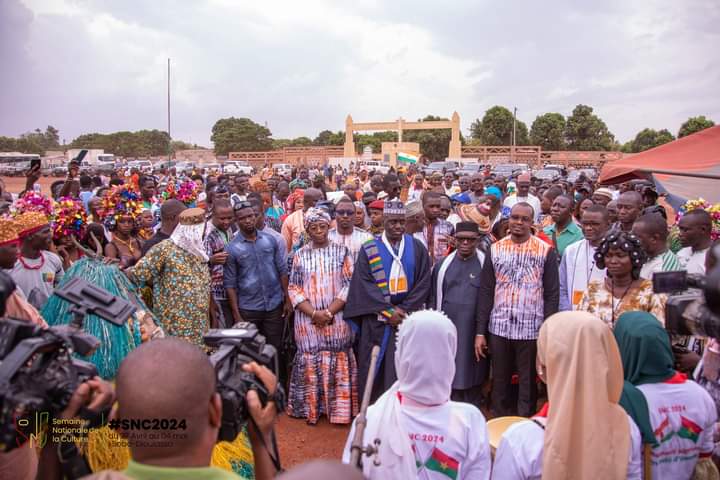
1, 0, 718, 147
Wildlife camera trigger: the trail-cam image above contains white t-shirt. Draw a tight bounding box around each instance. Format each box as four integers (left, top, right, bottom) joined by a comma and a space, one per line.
677, 247, 709, 275
491, 414, 642, 480
7, 251, 64, 310
343, 400, 492, 480
503, 194, 541, 223
637, 377, 717, 480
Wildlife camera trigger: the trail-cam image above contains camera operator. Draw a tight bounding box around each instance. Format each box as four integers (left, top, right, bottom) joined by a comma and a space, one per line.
36, 377, 115, 479
77, 338, 278, 480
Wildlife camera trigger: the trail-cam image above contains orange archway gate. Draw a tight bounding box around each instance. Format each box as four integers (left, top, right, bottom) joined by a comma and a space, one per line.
344, 112, 462, 158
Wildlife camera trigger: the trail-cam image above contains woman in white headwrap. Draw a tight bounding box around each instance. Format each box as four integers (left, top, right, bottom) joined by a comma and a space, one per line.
342, 309, 492, 479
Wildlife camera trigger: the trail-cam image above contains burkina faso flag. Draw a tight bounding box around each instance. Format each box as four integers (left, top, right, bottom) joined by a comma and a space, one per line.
425, 447, 459, 479
678, 416, 702, 443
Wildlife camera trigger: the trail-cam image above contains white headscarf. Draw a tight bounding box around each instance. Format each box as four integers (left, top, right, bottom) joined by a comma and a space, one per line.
170, 222, 208, 261
361, 310, 457, 479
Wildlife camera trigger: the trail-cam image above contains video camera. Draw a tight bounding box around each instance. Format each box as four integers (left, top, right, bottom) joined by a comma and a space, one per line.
652, 245, 720, 339
0, 274, 136, 452
204, 322, 286, 442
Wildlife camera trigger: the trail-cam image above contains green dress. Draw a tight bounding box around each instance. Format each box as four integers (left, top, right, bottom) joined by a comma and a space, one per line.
130, 240, 210, 347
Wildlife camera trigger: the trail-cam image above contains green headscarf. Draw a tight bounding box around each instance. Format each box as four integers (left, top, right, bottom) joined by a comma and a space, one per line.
614, 311, 676, 446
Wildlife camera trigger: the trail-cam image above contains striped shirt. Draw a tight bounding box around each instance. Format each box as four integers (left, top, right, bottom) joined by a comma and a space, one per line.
640, 249, 682, 280
478, 236, 559, 340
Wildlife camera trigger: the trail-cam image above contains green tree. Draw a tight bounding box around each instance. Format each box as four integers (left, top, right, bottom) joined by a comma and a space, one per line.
170, 140, 195, 152
627, 128, 675, 153
291, 136, 313, 146
43, 125, 60, 149
470, 106, 528, 146
403, 115, 464, 161
529, 113, 566, 150
678, 116, 715, 138
210, 117, 272, 155
313, 130, 345, 146
564, 104, 615, 151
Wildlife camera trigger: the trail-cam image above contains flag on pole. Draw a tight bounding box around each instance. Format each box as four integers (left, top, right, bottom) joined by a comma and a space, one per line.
397, 152, 418, 164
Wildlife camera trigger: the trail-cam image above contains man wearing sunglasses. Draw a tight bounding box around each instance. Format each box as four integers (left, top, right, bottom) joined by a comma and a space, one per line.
328, 197, 372, 263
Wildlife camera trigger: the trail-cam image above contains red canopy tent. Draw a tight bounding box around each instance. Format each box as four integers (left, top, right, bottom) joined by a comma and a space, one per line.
599, 125, 720, 205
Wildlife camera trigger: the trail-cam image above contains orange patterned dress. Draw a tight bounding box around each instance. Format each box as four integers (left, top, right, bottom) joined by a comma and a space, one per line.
287, 242, 359, 424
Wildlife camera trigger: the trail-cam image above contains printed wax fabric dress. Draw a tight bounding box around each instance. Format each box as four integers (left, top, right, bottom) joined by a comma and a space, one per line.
287, 242, 359, 424
130, 240, 210, 348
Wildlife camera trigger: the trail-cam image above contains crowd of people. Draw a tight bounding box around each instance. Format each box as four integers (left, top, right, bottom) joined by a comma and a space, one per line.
1, 158, 720, 479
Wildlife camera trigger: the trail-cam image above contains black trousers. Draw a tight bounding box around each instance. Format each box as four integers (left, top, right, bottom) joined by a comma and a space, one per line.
489, 334, 538, 417
239, 306, 285, 373
215, 299, 235, 328
451, 386, 484, 409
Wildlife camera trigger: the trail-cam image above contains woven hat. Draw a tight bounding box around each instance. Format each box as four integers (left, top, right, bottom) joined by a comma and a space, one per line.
16, 211, 50, 238
0, 217, 20, 246
178, 207, 206, 226
593, 187, 614, 201
487, 416, 528, 455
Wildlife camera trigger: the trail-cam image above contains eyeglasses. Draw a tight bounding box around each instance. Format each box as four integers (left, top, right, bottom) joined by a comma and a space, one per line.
335, 210, 355, 217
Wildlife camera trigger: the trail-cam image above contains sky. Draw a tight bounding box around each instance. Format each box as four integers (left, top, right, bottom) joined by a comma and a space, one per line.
1, 0, 719, 148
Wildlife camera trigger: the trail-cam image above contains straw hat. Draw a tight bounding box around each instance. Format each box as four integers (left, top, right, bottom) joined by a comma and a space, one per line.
15, 211, 50, 238
0, 217, 20, 246
487, 416, 528, 456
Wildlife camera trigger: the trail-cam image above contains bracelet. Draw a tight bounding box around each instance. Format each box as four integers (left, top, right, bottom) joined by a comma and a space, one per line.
311, 309, 316, 319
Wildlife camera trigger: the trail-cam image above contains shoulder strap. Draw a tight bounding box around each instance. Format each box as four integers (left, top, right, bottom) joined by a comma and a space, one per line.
531, 418, 546, 430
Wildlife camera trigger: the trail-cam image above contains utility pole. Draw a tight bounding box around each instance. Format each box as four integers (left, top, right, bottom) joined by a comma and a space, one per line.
512, 107, 517, 162
167, 58, 171, 163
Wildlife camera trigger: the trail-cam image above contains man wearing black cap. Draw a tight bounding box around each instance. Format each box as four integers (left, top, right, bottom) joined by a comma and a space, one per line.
345, 200, 431, 402
429, 221, 488, 407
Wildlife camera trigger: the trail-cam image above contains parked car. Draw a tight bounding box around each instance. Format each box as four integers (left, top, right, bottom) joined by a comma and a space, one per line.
491, 163, 521, 178
173, 162, 197, 174
127, 160, 153, 174
224, 161, 253, 175
359, 160, 390, 175
534, 168, 562, 182
203, 163, 223, 174
424, 161, 460, 176
567, 168, 598, 183
457, 163, 484, 176
52, 165, 68, 177
273, 163, 292, 177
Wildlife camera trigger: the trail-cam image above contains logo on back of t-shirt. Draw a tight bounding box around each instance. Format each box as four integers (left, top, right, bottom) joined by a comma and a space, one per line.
655, 415, 702, 444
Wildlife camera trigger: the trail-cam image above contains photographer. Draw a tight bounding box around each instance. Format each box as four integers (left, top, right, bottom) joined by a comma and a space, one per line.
78, 338, 278, 480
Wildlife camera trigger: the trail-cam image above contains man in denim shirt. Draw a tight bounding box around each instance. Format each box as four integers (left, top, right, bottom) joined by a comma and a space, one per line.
224, 201, 289, 358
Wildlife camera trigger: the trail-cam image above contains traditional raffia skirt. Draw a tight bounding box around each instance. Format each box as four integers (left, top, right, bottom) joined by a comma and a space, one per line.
84, 426, 254, 478
41, 258, 154, 379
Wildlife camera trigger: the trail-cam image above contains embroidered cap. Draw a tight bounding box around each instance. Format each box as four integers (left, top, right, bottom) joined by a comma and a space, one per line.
384, 200, 406, 217
0, 217, 20, 246
178, 208, 206, 226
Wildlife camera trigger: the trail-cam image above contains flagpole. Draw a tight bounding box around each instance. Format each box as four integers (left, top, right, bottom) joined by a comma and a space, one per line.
167, 57, 171, 163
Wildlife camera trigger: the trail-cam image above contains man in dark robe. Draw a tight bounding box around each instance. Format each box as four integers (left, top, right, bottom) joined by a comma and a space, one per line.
429, 222, 488, 407
345, 200, 431, 402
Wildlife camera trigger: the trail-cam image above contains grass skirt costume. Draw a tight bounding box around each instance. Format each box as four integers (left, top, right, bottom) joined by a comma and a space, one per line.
41, 257, 147, 380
